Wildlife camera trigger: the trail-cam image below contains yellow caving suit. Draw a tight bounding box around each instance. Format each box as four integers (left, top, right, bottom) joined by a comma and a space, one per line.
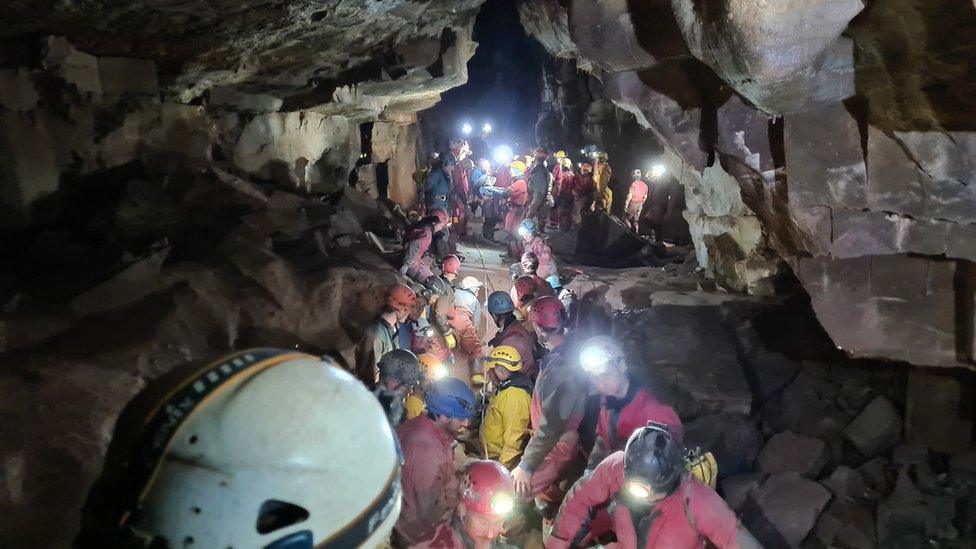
593, 161, 613, 214
481, 373, 533, 469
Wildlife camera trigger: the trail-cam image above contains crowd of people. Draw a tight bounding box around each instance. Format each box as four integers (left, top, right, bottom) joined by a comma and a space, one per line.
77, 138, 759, 549
347, 139, 762, 547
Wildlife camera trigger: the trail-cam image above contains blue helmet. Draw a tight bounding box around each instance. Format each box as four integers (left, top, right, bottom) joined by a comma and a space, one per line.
425, 377, 476, 419
546, 275, 562, 290
487, 291, 515, 315
518, 219, 537, 237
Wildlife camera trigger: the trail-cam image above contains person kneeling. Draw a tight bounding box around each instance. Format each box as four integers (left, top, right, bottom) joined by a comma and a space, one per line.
547, 424, 761, 549
411, 460, 518, 548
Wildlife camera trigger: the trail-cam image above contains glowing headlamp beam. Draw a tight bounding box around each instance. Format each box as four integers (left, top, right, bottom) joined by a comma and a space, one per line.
580, 346, 611, 373
490, 494, 515, 516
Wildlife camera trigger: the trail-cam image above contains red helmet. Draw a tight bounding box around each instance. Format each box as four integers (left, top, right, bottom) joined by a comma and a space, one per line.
386, 283, 417, 314
529, 295, 566, 330
432, 209, 449, 225
514, 276, 538, 301
460, 460, 516, 517
442, 254, 461, 275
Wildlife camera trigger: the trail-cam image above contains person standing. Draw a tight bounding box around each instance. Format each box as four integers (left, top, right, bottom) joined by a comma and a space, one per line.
573, 163, 595, 223
592, 152, 613, 214
503, 161, 529, 260
555, 158, 576, 230
526, 147, 552, 233
625, 169, 649, 234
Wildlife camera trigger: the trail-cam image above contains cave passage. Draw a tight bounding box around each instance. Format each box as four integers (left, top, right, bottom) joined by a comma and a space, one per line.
2, 1, 976, 548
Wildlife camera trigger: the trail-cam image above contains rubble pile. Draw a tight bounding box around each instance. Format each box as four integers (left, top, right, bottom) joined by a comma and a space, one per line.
0, 134, 407, 549
610, 294, 976, 548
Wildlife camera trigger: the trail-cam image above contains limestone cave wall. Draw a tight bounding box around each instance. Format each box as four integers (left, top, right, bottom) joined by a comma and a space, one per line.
0, 3, 485, 545
518, 0, 976, 369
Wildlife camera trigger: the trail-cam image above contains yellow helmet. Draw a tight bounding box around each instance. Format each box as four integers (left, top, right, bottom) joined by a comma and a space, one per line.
554, 150, 567, 159
486, 345, 523, 372
509, 160, 527, 173
418, 353, 449, 381
404, 393, 426, 420
559, 157, 572, 169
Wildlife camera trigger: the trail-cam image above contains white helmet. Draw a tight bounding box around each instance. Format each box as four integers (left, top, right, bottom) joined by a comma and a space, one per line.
87, 349, 400, 548
459, 276, 484, 292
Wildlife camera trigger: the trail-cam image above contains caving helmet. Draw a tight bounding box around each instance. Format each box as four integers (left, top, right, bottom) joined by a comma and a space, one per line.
529, 295, 567, 330
460, 461, 516, 518
485, 346, 523, 372
487, 291, 515, 315
377, 349, 423, 388
425, 377, 477, 419
78, 349, 400, 548
623, 422, 684, 504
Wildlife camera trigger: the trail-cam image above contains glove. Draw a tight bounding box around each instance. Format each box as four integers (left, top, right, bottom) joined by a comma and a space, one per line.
445, 333, 458, 349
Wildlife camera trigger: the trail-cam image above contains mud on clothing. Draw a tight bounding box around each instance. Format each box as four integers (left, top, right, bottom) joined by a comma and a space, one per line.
396, 415, 459, 545
548, 452, 741, 549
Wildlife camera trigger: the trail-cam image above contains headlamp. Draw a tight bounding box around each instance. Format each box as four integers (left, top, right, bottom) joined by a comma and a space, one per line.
580, 345, 611, 373
423, 326, 434, 338
433, 363, 449, 380
493, 145, 513, 165
462, 123, 473, 135
482, 123, 492, 134
490, 494, 515, 516
517, 226, 531, 238
650, 164, 667, 178
625, 480, 652, 500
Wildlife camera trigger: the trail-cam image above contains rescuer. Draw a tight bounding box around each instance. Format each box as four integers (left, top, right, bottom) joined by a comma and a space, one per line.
373, 348, 425, 426
486, 291, 538, 379
481, 346, 534, 469
517, 219, 557, 279
547, 424, 762, 549
77, 349, 401, 549
503, 161, 529, 260
512, 297, 589, 518
410, 460, 518, 549
573, 163, 595, 223
555, 156, 576, 230
576, 335, 684, 470
356, 282, 417, 384
592, 152, 613, 214
526, 147, 552, 233
625, 169, 649, 234
396, 377, 478, 545
402, 209, 450, 280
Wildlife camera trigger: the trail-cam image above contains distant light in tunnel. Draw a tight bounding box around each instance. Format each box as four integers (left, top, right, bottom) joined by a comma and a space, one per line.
482, 123, 492, 134
650, 164, 667, 178
493, 145, 513, 165
461, 122, 473, 135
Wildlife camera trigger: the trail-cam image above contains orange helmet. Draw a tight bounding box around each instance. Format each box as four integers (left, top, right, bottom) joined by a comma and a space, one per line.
386, 283, 417, 314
